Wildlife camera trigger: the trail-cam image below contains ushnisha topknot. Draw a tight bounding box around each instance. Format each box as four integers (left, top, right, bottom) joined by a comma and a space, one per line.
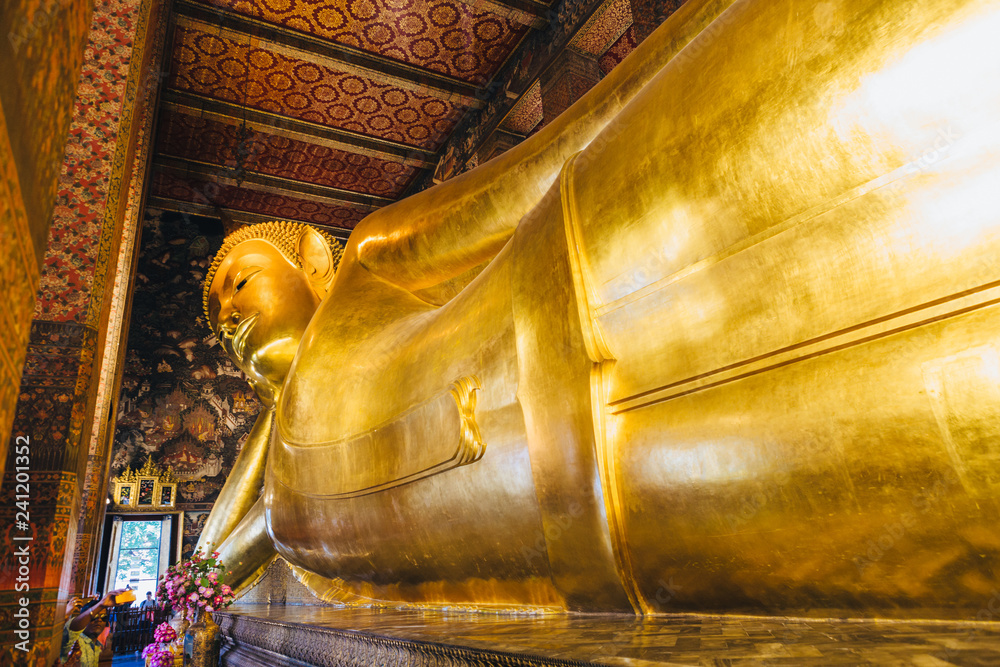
202, 220, 344, 325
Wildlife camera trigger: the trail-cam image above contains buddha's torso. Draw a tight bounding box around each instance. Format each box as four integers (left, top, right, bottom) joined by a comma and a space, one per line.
251, 0, 1000, 616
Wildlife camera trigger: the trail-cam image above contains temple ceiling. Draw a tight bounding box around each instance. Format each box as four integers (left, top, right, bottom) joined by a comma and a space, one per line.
148, 0, 647, 237
148, 0, 553, 237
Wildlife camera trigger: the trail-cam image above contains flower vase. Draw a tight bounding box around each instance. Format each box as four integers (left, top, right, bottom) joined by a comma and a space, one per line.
170, 613, 189, 666
170, 613, 190, 640
183, 610, 221, 667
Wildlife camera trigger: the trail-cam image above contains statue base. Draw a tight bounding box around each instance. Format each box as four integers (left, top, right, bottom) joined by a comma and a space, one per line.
215, 605, 1000, 666
215, 560, 1000, 665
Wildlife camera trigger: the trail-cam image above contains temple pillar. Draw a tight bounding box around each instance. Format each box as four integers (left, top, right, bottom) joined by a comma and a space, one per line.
0, 0, 94, 484
0, 0, 167, 663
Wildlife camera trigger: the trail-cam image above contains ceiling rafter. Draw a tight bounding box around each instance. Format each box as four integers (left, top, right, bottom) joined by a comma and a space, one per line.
174, 0, 485, 108
146, 195, 355, 239
153, 154, 394, 209
161, 89, 438, 169
450, 0, 552, 28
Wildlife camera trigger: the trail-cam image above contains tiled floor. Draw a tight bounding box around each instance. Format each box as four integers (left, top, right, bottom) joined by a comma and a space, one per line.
222, 605, 1000, 666
111, 655, 145, 666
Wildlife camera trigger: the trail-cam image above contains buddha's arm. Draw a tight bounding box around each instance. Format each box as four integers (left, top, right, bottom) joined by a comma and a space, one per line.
196, 408, 273, 552
352, 0, 736, 293
215, 498, 276, 595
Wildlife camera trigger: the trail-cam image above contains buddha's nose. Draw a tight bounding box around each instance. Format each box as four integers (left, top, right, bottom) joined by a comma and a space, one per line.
218, 305, 241, 338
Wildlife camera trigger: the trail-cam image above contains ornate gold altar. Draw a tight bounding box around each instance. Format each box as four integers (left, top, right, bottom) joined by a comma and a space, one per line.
197, 0, 1000, 622
112, 456, 178, 511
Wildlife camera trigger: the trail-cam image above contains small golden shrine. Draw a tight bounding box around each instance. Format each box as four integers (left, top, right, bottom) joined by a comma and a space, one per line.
111, 456, 178, 511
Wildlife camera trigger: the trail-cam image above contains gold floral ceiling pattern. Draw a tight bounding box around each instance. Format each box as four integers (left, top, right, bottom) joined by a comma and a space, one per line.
149, 0, 649, 236
169, 26, 468, 147
150, 0, 550, 235
195, 0, 530, 84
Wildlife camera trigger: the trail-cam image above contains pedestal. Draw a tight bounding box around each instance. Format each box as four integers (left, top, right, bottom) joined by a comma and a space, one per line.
214, 560, 1000, 665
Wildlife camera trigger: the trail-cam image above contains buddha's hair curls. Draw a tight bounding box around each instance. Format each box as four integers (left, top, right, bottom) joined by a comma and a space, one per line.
202, 220, 344, 323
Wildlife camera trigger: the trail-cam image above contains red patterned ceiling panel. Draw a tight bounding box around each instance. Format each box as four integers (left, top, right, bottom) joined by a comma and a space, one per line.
170, 25, 466, 149
151, 171, 370, 229
193, 0, 527, 84
157, 108, 418, 198
568, 0, 632, 56
598, 24, 636, 76
500, 80, 541, 135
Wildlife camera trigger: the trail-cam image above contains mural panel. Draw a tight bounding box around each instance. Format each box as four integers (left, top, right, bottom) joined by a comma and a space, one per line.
182, 510, 211, 559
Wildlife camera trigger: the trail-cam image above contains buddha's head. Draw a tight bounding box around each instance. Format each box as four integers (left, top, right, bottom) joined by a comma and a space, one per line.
203, 221, 343, 403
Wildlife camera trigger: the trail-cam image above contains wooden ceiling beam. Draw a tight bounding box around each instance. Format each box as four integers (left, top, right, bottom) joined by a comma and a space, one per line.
153, 154, 394, 209
451, 0, 551, 29
174, 0, 485, 108
161, 89, 438, 169
146, 195, 356, 239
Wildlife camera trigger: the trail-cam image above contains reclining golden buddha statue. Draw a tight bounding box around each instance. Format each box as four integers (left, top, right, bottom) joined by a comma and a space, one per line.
199, 0, 1000, 617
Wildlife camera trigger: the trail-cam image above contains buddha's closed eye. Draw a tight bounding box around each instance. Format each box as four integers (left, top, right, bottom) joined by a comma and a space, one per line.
234, 267, 262, 294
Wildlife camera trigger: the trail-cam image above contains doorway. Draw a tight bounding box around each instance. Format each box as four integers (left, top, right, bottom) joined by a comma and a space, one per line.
102, 515, 176, 600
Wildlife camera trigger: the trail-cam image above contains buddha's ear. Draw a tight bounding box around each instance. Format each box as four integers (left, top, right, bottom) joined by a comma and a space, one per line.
296, 227, 336, 300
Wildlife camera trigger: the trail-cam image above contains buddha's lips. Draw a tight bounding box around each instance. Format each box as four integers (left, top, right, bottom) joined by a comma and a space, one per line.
232, 313, 259, 363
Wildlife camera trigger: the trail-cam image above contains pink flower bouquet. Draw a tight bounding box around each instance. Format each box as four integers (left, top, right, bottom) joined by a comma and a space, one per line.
142, 624, 180, 667
152, 622, 177, 643
155, 548, 236, 615
142, 643, 174, 667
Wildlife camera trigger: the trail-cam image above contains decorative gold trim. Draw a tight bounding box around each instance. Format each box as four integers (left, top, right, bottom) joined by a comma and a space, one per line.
114, 480, 136, 506
112, 456, 178, 511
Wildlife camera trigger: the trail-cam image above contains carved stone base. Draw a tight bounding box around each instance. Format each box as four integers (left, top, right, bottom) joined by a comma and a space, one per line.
216, 613, 597, 667
236, 558, 336, 607
215, 604, 1000, 666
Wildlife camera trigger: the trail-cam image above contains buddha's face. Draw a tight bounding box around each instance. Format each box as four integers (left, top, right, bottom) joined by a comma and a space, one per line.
207, 239, 320, 400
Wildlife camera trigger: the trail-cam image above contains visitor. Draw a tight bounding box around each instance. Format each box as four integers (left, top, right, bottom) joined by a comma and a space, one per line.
58, 588, 127, 667
139, 591, 158, 631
